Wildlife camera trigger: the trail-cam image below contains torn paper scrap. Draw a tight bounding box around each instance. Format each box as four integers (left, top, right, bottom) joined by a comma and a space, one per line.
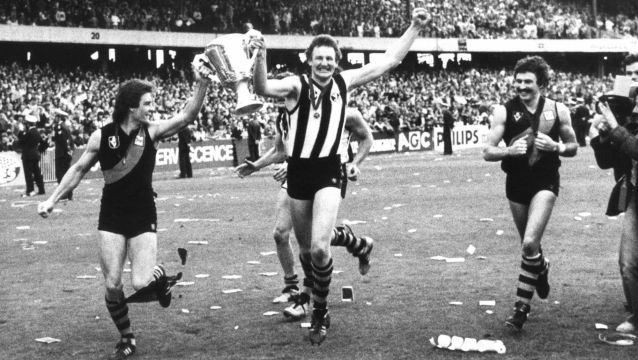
408, 229, 417, 233
445, 258, 465, 263
175, 281, 195, 286
187, 241, 209, 245
35, 337, 61, 344
209, 306, 222, 310
259, 272, 278, 277
479, 218, 494, 222
181, 309, 190, 314
449, 301, 463, 306
263, 311, 279, 316
479, 300, 496, 306
76, 275, 97, 279
429, 256, 447, 261
342, 219, 367, 225
260, 251, 276, 256
247, 261, 260, 265
195, 274, 210, 278
466, 245, 476, 255
222, 289, 242, 294
595, 323, 608, 330
496, 230, 504, 236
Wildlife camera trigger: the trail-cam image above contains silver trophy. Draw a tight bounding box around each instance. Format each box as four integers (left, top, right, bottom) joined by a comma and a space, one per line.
205, 32, 263, 116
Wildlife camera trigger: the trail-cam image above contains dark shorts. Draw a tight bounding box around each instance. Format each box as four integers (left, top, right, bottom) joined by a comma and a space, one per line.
282, 163, 348, 199
98, 208, 157, 238
287, 156, 342, 200
506, 171, 560, 205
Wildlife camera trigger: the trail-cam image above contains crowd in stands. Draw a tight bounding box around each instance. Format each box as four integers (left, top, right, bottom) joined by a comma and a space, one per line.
0, 0, 637, 39
0, 60, 613, 153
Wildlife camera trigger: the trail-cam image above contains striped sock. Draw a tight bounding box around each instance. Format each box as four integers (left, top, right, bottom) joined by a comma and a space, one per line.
331, 227, 365, 256
299, 253, 314, 290
105, 292, 132, 336
516, 253, 543, 304
121, 333, 136, 346
125, 265, 165, 304
283, 274, 299, 292
312, 258, 334, 312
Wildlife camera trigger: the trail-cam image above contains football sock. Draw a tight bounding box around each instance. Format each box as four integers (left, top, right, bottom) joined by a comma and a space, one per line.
125, 265, 164, 304
516, 253, 543, 304
299, 253, 314, 291
283, 274, 299, 292
331, 226, 364, 256
106, 292, 132, 336
311, 258, 333, 312
121, 333, 136, 346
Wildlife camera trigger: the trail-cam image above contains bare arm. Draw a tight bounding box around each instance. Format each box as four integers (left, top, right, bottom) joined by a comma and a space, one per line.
346, 108, 373, 167
234, 132, 286, 178
483, 105, 527, 161
251, 36, 301, 100
37, 129, 101, 217
341, 6, 428, 89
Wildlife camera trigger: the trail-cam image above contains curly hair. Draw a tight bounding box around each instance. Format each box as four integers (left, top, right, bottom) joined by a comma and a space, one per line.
112, 79, 154, 124
305, 34, 342, 64
514, 56, 551, 88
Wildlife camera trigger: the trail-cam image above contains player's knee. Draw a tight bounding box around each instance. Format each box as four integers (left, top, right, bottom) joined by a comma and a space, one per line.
310, 244, 330, 263
104, 277, 123, 294
273, 227, 290, 245
131, 274, 153, 291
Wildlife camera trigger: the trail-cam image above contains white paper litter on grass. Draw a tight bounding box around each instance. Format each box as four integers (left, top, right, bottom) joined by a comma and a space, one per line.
333, 270, 344, 274
479, 218, 494, 222
16, 225, 30, 230
430, 335, 506, 354
12, 238, 27, 242
411, 184, 422, 188
392, 204, 403, 208
259, 272, 278, 277
76, 275, 97, 279
429, 256, 447, 261
496, 230, 504, 236
433, 214, 443, 218
443, 180, 450, 184
479, 300, 496, 306
445, 258, 465, 263
35, 337, 61, 344
466, 245, 476, 255
210, 306, 222, 310
408, 229, 417, 233
222, 289, 242, 294
32, 241, 47, 245
123, 269, 131, 273
578, 212, 592, 217
52, 209, 63, 213
374, 166, 382, 171
466, 179, 473, 182
300, 322, 311, 328
222, 275, 241, 279
342, 219, 367, 225
158, 228, 167, 232
381, 217, 388, 220
595, 323, 609, 330
263, 311, 279, 316
485, 310, 494, 314
247, 261, 260, 265
234, 326, 239, 330
394, 253, 403, 257
195, 274, 210, 278
383, 206, 392, 210
608, 216, 618, 220
187, 241, 209, 245
574, 216, 583, 221
449, 301, 463, 306
175, 281, 195, 286
260, 251, 276, 256
181, 309, 190, 314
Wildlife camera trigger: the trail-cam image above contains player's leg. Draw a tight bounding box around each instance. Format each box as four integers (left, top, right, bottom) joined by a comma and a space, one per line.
273, 189, 299, 303
99, 231, 136, 358
331, 224, 374, 275
506, 190, 555, 330
284, 198, 313, 320
125, 231, 180, 308
618, 195, 638, 333
308, 187, 341, 345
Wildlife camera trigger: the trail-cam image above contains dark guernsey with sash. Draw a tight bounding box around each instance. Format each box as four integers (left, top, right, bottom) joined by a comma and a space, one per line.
98, 123, 157, 230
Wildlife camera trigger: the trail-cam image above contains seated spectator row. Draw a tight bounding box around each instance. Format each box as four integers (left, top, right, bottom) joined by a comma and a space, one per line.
0, 0, 636, 39
0, 60, 613, 153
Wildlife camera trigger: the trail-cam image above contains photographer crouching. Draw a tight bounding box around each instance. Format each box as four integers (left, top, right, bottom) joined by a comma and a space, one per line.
590, 53, 638, 334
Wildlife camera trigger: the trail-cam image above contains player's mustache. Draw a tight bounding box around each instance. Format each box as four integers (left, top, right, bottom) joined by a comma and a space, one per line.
517, 89, 532, 94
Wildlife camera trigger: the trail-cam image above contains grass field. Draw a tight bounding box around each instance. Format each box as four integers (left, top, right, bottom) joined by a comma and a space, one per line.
1, 146, 637, 359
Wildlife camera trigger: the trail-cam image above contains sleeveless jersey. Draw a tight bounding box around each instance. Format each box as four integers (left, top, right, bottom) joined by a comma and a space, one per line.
501, 96, 561, 174
98, 122, 157, 213
280, 74, 348, 160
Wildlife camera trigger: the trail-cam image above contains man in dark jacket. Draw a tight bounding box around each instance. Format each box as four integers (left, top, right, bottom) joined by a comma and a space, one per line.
53, 110, 74, 199
178, 126, 193, 178
17, 114, 45, 197
247, 116, 262, 161
591, 53, 638, 334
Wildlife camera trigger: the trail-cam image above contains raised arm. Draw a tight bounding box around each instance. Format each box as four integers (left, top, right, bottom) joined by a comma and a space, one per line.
341, 6, 429, 89
149, 58, 212, 141
483, 105, 528, 161
250, 34, 300, 100
37, 129, 101, 217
